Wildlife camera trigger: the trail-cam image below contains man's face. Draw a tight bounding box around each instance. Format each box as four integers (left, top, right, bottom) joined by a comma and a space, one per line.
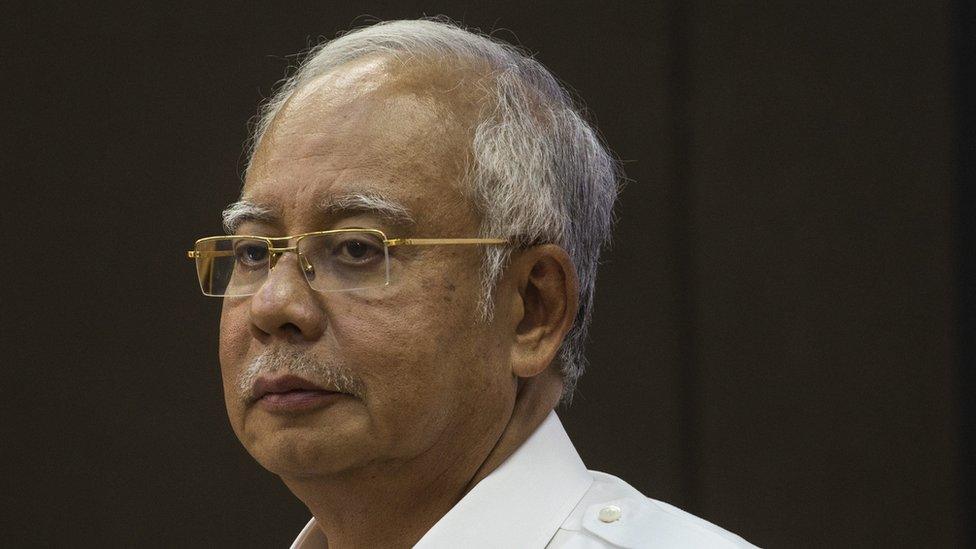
218, 58, 517, 478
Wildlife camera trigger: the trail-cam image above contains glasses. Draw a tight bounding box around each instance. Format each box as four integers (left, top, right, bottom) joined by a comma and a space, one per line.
187, 228, 508, 297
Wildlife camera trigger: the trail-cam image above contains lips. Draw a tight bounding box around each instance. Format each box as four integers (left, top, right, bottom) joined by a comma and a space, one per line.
252, 374, 332, 399
251, 374, 344, 413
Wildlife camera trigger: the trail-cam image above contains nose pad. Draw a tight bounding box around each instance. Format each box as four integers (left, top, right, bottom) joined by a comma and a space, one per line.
299, 252, 315, 280
269, 250, 282, 270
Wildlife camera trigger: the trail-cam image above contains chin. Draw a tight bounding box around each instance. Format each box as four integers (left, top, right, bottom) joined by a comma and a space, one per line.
253, 439, 365, 479
240, 408, 376, 478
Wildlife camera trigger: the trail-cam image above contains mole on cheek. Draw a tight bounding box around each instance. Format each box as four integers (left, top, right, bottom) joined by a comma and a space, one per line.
440, 279, 457, 303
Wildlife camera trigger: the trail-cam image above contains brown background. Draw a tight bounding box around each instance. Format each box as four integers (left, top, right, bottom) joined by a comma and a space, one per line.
3, 1, 971, 547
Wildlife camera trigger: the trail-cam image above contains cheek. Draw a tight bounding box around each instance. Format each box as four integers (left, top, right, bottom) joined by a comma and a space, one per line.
330, 267, 503, 437
218, 300, 252, 408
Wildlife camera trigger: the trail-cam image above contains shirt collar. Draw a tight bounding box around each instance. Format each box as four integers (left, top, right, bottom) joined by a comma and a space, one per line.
291, 410, 592, 549
414, 410, 593, 548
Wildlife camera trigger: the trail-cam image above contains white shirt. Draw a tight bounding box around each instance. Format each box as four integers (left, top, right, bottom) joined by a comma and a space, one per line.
291, 412, 757, 548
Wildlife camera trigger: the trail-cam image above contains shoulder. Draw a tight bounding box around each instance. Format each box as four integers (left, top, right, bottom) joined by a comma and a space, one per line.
548, 471, 758, 549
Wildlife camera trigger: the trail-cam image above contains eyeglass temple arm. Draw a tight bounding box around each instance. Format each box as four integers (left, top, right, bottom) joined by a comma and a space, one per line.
386, 238, 508, 247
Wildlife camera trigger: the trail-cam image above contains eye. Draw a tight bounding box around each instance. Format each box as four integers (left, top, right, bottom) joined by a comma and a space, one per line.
333, 236, 383, 264
337, 240, 379, 261
349, 240, 372, 258
234, 242, 268, 267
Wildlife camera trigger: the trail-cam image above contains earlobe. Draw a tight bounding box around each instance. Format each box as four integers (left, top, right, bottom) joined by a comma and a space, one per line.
509, 245, 579, 379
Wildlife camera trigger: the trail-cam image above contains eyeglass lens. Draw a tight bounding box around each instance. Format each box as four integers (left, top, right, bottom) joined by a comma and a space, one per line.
194, 231, 390, 296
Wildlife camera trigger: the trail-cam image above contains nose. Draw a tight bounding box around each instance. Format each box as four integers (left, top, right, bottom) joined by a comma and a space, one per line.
248, 252, 325, 342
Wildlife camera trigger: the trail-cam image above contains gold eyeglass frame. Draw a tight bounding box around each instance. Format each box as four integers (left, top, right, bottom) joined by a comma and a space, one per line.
187, 228, 508, 297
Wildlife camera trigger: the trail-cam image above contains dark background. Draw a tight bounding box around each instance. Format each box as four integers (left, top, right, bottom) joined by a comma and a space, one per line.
3, 1, 972, 547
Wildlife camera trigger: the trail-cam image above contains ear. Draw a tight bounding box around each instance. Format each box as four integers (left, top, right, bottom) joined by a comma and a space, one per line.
504, 244, 579, 379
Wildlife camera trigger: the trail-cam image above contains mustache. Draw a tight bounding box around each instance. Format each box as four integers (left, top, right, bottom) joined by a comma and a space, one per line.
237, 347, 366, 402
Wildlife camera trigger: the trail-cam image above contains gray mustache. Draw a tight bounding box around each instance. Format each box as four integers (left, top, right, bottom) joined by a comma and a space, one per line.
238, 347, 366, 402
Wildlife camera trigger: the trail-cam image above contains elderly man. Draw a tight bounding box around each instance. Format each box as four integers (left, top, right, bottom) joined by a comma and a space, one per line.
188, 19, 754, 548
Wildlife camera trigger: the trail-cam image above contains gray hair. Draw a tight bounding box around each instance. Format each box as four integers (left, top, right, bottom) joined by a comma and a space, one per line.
246, 18, 620, 400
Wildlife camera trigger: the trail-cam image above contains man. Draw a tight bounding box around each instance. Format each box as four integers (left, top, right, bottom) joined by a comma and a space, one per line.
188, 18, 755, 548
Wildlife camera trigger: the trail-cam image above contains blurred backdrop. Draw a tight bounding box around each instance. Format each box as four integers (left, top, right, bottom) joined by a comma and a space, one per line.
3, 1, 972, 547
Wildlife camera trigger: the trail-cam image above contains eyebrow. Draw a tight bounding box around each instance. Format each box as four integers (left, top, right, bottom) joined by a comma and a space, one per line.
221, 191, 415, 234
222, 200, 274, 234
320, 191, 415, 226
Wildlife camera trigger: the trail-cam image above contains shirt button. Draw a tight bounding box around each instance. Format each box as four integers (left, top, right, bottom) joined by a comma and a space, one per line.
598, 505, 622, 523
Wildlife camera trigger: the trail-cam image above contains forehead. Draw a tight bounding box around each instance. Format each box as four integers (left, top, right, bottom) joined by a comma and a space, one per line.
243, 56, 479, 232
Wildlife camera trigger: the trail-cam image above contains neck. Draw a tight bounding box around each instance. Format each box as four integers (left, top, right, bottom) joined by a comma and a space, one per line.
283, 368, 563, 549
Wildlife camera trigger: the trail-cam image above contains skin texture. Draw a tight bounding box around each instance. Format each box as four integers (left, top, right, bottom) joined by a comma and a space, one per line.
218, 55, 579, 549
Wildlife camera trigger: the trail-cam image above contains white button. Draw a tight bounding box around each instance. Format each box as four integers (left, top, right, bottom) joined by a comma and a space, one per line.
598, 505, 622, 523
